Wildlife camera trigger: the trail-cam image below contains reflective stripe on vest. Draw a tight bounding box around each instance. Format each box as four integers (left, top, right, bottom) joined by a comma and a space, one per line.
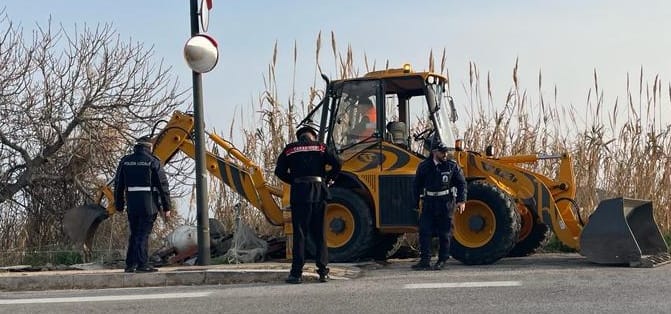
425, 190, 451, 197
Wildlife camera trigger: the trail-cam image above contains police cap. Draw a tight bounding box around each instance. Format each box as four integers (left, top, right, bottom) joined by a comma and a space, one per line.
431, 140, 449, 152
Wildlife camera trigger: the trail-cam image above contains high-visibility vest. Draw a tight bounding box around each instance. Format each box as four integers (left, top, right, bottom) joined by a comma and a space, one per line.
359, 105, 377, 137
364, 106, 376, 124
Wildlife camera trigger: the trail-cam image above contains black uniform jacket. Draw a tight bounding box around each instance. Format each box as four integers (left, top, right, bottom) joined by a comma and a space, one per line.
413, 157, 467, 208
274, 140, 342, 203
114, 145, 171, 215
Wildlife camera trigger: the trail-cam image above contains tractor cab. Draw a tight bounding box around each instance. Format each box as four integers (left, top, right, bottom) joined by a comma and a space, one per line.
301, 64, 458, 159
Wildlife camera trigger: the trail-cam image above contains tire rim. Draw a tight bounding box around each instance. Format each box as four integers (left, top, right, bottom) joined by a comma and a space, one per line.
517, 204, 533, 241
453, 200, 496, 248
325, 203, 355, 248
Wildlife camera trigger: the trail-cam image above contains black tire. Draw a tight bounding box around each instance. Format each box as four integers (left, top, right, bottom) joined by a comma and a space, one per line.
450, 181, 520, 265
306, 188, 374, 262
507, 210, 552, 257
371, 234, 403, 261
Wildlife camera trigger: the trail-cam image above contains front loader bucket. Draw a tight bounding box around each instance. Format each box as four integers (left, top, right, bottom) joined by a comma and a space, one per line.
580, 197, 670, 267
63, 204, 108, 246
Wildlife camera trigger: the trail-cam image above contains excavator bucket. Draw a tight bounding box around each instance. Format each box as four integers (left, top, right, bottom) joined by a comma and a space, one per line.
63, 204, 108, 247
579, 197, 670, 267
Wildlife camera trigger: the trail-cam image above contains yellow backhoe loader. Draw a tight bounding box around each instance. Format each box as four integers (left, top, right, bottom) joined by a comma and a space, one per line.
64, 64, 670, 266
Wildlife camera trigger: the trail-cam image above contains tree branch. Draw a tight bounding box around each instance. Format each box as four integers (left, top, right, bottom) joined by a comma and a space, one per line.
0, 130, 31, 162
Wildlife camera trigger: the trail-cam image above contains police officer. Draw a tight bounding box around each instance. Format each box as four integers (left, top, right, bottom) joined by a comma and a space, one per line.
274, 125, 342, 284
114, 136, 172, 273
412, 139, 466, 270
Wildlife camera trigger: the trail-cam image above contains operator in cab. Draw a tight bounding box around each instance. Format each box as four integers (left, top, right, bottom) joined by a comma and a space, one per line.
274, 125, 342, 284
114, 136, 172, 273
412, 138, 467, 270
351, 97, 377, 142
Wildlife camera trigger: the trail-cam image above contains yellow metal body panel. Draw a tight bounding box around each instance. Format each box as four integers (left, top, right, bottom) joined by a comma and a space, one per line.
339, 140, 421, 232
363, 67, 448, 83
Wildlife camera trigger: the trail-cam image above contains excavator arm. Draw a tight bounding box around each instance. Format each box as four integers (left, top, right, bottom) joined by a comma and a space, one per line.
64, 111, 285, 250
149, 111, 284, 225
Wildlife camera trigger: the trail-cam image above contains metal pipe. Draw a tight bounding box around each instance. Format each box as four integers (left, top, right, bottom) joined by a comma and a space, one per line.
189, 0, 210, 265
495, 153, 564, 164
537, 154, 565, 160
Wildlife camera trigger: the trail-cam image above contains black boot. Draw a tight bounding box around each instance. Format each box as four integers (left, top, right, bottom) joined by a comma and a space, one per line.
135, 265, 158, 273
317, 268, 330, 283
433, 260, 447, 270
285, 274, 303, 284
411, 259, 431, 270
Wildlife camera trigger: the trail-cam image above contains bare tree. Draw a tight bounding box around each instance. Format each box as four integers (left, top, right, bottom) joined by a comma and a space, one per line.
0, 12, 187, 251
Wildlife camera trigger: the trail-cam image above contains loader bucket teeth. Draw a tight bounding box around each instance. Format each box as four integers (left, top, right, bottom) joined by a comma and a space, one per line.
579, 197, 670, 267
63, 204, 108, 245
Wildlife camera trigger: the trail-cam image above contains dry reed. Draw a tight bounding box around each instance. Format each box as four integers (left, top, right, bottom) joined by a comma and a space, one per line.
219, 34, 671, 236
4, 33, 670, 266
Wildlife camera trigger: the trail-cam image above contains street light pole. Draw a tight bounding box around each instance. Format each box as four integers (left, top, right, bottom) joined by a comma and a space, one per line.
189, 0, 210, 265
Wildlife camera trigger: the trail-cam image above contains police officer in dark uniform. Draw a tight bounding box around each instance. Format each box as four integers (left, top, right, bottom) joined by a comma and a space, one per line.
114, 136, 172, 273
274, 125, 342, 284
412, 139, 466, 270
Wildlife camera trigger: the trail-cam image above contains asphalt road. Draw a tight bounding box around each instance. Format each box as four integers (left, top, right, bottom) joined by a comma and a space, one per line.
2, 254, 670, 314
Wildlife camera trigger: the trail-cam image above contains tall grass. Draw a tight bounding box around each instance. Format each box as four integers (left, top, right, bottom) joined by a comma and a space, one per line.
459, 55, 671, 230
4, 34, 669, 266
213, 34, 671, 236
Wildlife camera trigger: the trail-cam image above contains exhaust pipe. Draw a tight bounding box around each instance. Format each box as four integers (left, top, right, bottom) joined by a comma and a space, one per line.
579, 197, 670, 267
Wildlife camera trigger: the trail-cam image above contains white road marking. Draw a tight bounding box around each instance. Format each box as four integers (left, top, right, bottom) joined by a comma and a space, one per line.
404, 281, 522, 289
0, 292, 212, 305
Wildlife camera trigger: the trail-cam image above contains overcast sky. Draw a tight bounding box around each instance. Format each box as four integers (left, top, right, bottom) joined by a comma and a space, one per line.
5, 0, 670, 142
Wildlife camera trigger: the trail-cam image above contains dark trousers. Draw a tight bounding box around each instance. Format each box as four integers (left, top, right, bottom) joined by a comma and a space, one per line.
418, 199, 453, 261
290, 201, 328, 276
126, 212, 157, 268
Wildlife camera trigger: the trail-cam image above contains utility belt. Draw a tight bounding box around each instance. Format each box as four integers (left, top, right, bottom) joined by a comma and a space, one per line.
424, 189, 451, 197
293, 176, 322, 183
128, 186, 152, 192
